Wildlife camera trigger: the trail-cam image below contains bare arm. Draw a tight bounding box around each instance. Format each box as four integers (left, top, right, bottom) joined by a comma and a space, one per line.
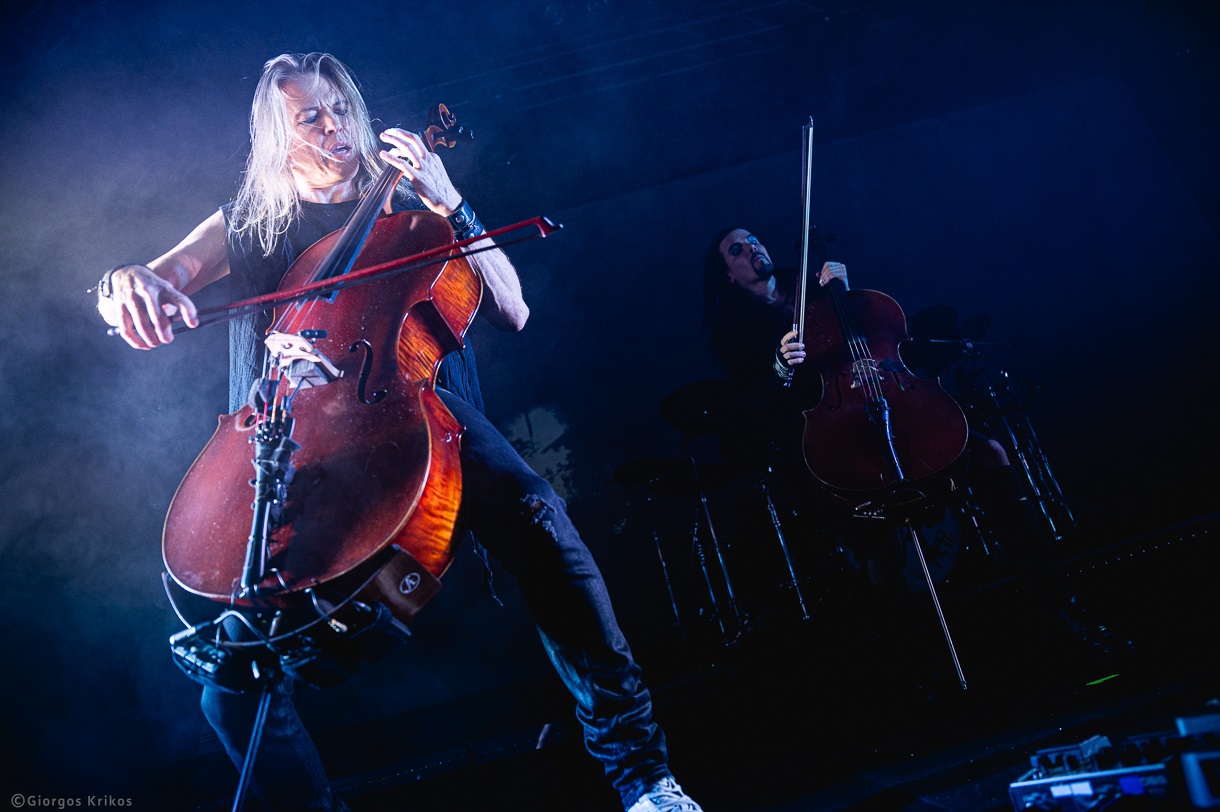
378, 128, 529, 331
97, 210, 231, 349
466, 238, 529, 331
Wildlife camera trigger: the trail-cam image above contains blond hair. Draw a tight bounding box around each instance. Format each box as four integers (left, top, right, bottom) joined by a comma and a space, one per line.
229, 52, 410, 255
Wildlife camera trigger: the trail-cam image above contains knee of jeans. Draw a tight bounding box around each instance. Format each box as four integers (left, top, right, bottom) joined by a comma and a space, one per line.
520, 485, 565, 528
200, 682, 286, 732
974, 439, 1009, 469
199, 685, 232, 730
517, 488, 582, 556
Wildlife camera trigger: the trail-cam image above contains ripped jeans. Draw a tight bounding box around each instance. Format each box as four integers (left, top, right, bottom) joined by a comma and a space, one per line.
200, 389, 669, 811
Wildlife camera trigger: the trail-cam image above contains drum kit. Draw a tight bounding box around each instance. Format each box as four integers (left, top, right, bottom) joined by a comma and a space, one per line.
612, 305, 1076, 651
611, 383, 746, 646
611, 376, 817, 647
904, 303, 1077, 543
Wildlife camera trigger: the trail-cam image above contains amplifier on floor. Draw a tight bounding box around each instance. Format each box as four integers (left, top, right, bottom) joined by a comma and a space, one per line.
1008, 714, 1220, 810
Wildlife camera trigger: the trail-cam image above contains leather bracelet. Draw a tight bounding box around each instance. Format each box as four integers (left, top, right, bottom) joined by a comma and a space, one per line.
446, 199, 485, 239
92, 263, 141, 298
773, 349, 795, 381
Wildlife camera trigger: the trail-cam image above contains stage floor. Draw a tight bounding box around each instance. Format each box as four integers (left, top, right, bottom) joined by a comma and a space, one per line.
192, 516, 1220, 811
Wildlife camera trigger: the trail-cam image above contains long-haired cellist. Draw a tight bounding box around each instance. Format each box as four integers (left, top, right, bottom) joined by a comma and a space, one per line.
97, 52, 702, 812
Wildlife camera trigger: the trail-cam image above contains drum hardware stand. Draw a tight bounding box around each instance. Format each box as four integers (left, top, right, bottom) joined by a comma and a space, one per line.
953, 483, 1025, 579
758, 443, 810, 621
644, 493, 686, 642
955, 338, 1077, 542
679, 439, 745, 645
954, 484, 994, 557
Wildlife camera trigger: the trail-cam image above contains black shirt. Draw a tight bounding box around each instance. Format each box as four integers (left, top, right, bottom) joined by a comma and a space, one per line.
221, 198, 485, 414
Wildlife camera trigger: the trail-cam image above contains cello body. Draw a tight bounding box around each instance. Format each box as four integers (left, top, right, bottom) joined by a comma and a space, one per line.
798, 286, 968, 495
163, 211, 480, 619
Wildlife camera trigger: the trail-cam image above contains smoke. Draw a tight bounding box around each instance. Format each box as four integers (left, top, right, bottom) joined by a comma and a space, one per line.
2, 0, 1218, 802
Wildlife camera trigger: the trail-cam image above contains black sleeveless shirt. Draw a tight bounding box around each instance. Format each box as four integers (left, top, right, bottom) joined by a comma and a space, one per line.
221, 198, 485, 414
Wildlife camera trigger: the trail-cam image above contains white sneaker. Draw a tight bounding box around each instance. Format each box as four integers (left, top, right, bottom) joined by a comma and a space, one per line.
626, 777, 704, 812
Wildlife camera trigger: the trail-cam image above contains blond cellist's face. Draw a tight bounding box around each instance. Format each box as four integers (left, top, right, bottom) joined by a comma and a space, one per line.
281, 77, 360, 196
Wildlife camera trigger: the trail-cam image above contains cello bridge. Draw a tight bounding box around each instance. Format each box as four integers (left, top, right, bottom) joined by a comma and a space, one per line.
850, 358, 884, 389
265, 331, 343, 393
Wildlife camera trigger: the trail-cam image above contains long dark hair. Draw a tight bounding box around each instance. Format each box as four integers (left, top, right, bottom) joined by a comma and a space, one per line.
703, 226, 752, 332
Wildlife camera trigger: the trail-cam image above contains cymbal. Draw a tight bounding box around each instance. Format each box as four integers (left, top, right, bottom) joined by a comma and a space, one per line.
904, 305, 993, 375
958, 312, 992, 341
902, 337, 966, 376
908, 304, 993, 343
907, 304, 958, 340
611, 457, 737, 496
660, 379, 741, 434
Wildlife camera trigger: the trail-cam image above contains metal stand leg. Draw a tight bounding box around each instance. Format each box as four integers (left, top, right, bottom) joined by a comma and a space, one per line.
697, 485, 742, 627
962, 344, 1076, 542
760, 477, 810, 621
683, 453, 744, 645
646, 494, 685, 642
1002, 376, 1077, 537
687, 489, 746, 645
231, 676, 275, 812
689, 504, 729, 642
906, 519, 967, 691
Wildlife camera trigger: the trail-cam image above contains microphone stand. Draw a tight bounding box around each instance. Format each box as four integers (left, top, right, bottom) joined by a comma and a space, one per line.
231, 666, 280, 812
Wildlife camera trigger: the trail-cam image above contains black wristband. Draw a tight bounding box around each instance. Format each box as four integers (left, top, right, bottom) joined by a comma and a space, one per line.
92, 263, 141, 298
774, 347, 795, 380
447, 199, 485, 240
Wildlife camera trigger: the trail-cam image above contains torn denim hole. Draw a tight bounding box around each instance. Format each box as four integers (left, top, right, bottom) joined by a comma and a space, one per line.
468, 532, 504, 608
523, 494, 558, 530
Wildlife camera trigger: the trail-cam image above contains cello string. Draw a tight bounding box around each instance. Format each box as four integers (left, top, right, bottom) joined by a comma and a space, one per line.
259, 351, 273, 426
830, 281, 883, 403
287, 165, 404, 333
826, 282, 868, 398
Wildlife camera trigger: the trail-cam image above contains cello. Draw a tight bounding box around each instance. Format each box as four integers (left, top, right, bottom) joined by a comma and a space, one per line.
162, 105, 491, 689
791, 121, 973, 691
790, 121, 968, 501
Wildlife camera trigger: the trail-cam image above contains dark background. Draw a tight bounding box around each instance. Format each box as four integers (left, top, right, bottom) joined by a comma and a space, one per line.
1, 0, 1217, 807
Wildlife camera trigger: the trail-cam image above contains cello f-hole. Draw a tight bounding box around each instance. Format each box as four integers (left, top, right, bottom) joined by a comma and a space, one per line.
827, 372, 848, 412
350, 340, 388, 404
881, 358, 916, 392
